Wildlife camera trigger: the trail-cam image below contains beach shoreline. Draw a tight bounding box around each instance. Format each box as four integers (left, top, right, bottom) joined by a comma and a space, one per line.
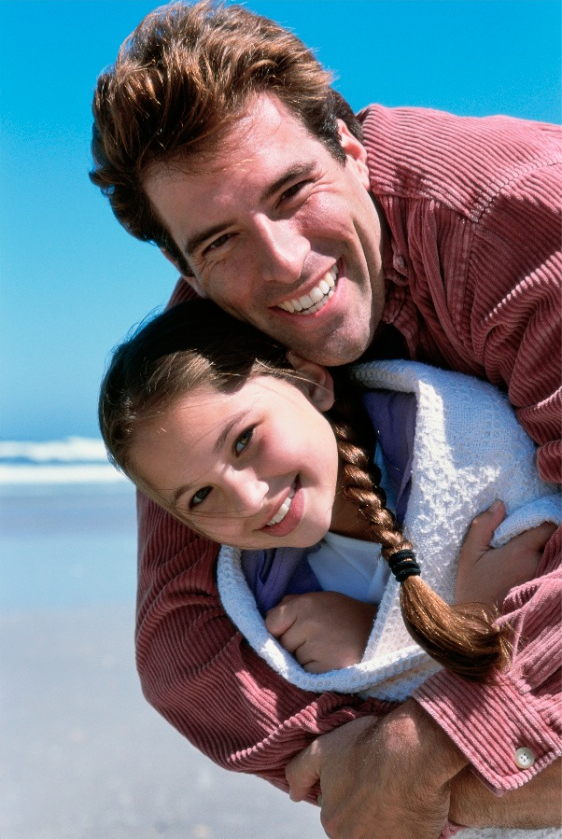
0, 476, 325, 838
1, 602, 325, 839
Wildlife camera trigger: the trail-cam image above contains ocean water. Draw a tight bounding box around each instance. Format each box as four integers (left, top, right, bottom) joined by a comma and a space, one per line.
0, 437, 137, 610
0, 438, 326, 838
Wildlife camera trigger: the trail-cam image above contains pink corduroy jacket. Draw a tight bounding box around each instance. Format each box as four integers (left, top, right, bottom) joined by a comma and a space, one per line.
134, 106, 562, 800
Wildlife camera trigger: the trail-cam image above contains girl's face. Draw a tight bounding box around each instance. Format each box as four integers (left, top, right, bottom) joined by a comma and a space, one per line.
130, 363, 341, 549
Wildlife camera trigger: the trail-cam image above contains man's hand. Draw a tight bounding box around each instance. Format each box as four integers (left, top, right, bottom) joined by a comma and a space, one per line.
265, 592, 376, 672
450, 759, 562, 829
287, 701, 562, 837
286, 700, 467, 839
455, 500, 556, 607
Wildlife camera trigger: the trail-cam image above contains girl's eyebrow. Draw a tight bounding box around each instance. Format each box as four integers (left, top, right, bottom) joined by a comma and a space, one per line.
170, 407, 252, 507
213, 408, 252, 453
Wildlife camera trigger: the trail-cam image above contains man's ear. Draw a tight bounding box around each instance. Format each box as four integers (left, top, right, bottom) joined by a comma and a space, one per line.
160, 248, 208, 297
286, 351, 335, 411
337, 119, 370, 190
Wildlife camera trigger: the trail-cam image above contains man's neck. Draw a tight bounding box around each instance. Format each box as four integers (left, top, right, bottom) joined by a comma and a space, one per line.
360, 322, 409, 363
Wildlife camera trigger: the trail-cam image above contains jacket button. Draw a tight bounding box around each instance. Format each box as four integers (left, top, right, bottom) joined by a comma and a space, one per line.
514, 747, 536, 769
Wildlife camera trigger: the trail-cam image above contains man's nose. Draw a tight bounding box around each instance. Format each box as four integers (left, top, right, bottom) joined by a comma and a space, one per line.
253, 216, 309, 284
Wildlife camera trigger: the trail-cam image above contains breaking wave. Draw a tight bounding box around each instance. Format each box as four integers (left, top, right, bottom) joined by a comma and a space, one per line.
0, 437, 126, 485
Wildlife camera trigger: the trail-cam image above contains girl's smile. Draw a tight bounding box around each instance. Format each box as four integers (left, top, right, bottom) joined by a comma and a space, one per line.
130, 367, 341, 550
260, 479, 304, 536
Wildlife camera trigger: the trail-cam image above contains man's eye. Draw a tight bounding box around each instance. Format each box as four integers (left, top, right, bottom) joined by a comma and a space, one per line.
281, 180, 310, 202
190, 486, 212, 509
234, 426, 254, 455
203, 233, 231, 255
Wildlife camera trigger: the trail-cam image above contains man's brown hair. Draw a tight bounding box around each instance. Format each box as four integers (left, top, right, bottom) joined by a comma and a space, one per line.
90, 0, 362, 273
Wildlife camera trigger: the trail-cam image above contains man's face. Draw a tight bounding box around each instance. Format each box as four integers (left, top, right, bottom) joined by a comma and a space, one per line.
144, 95, 385, 366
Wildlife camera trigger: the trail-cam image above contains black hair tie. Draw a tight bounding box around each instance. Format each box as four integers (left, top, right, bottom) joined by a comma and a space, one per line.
388, 549, 421, 583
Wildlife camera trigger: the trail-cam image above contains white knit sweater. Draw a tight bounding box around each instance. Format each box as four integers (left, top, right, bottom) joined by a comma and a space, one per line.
218, 361, 560, 839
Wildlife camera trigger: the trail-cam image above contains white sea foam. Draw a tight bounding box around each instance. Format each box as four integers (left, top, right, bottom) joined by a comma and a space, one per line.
0, 464, 126, 485
0, 437, 127, 486
0, 437, 107, 463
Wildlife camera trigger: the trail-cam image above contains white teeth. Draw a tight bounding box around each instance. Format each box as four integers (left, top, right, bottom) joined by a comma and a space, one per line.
266, 487, 296, 527
278, 265, 338, 315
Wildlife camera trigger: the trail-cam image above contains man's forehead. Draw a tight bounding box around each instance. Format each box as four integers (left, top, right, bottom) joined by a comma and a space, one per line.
145, 93, 317, 182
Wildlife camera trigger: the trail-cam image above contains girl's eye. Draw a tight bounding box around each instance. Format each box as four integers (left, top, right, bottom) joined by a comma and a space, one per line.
234, 426, 254, 455
190, 486, 212, 509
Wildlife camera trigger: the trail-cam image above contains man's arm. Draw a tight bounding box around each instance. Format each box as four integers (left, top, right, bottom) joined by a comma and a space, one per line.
286, 705, 562, 838
372, 110, 562, 794
135, 490, 397, 790
450, 758, 562, 829
414, 148, 562, 793
286, 520, 561, 837
415, 524, 561, 792
136, 278, 395, 784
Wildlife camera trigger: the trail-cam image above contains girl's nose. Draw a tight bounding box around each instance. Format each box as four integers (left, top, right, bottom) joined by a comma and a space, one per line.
224, 470, 269, 516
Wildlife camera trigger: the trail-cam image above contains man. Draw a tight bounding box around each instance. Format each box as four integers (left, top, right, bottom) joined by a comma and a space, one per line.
90, 2, 561, 836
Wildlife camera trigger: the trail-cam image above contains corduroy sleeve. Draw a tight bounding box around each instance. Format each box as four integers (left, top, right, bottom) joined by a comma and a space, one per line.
415, 530, 562, 792
412, 142, 562, 791
465, 160, 562, 486
135, 489, 395, 793
366, 107, 561, 484
375, 111, 562, 792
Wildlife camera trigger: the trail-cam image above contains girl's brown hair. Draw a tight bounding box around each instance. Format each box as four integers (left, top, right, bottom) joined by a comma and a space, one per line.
100, 299, 510, 682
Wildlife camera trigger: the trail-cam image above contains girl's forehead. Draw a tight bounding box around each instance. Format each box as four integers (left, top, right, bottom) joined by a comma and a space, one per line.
164, 374, 305, 423
129, 373, 315, 477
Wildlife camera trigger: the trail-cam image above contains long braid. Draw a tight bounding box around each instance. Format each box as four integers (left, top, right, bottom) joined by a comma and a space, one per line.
328, 372, 511, 682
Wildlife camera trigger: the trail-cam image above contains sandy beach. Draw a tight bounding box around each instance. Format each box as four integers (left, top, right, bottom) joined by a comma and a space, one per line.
0, 603, 325, 839
0, 482, 325, 838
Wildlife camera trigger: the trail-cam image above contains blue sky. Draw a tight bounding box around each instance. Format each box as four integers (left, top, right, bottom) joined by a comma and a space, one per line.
1, 0, 560, 441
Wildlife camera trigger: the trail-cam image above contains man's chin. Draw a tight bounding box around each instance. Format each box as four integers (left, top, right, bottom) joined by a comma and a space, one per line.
297, 335, 372, 367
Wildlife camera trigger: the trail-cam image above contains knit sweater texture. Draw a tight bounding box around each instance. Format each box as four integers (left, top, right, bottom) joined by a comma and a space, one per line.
218, 360, 559, 700
217, 360, 560, 839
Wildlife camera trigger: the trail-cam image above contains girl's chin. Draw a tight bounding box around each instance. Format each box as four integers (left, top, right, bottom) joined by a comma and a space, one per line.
266, 525, 331, 550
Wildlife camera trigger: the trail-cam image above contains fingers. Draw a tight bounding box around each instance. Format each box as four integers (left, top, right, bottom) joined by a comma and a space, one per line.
265, 596, 298, 638
266, 598, 310, 660
462, 499, 506, 553
510, 521, 557, 553
285, 742, 321, 802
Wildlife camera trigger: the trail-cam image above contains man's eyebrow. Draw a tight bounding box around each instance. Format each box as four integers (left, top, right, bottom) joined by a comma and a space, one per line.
184, 221, 234, 259
261, 162, 316, 202
183, 163, 316, 257
170, 408, 252, 507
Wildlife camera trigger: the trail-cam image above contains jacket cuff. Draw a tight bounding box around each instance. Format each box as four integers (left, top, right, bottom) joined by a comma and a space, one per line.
413, 671, 561, 792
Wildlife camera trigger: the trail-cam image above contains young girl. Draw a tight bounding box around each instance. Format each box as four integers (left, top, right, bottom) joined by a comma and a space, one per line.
100, 299, 560, 700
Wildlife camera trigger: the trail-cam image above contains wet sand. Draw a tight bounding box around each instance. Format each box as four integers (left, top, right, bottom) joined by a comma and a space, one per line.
0, 603, 325, 839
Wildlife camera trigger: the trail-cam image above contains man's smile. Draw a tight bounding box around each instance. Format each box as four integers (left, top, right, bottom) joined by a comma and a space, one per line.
276, 264, 338, 315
